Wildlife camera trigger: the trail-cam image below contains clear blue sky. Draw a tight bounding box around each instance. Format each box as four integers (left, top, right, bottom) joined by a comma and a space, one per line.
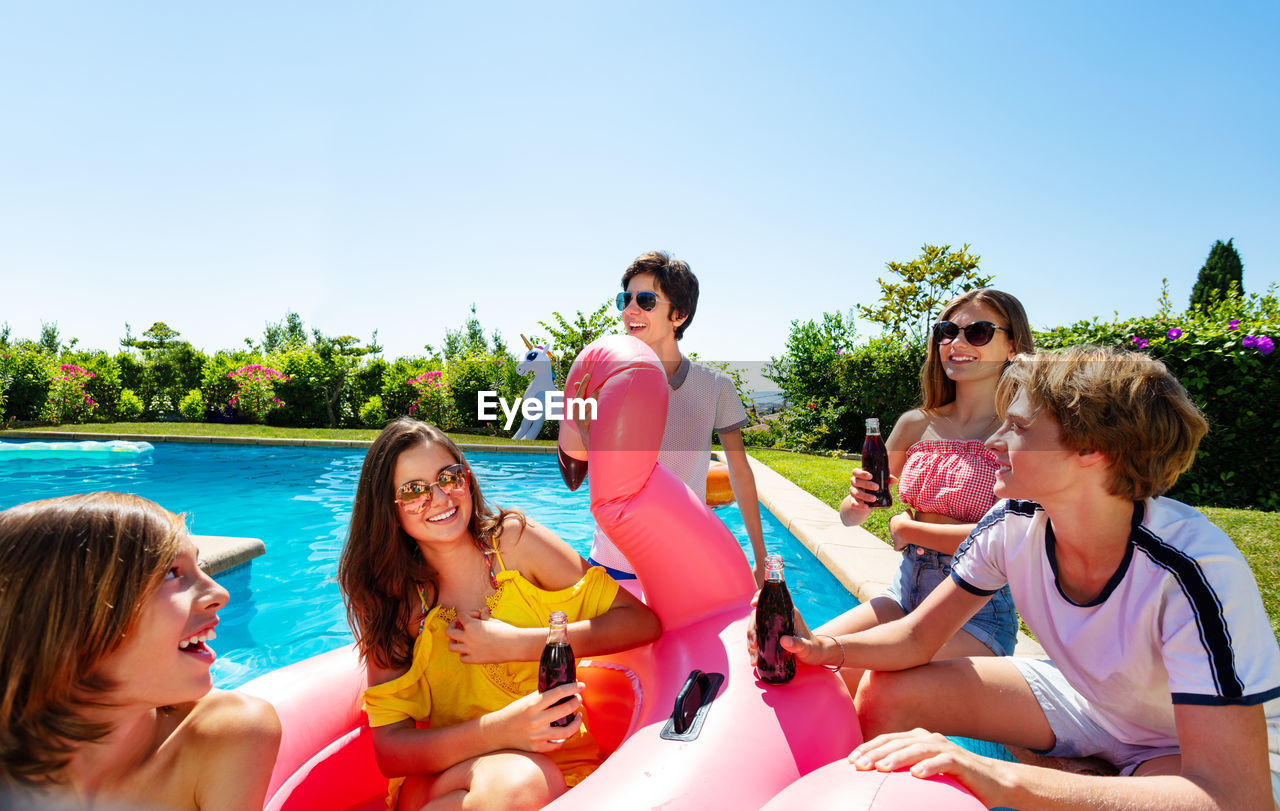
3, 2, 1276, 389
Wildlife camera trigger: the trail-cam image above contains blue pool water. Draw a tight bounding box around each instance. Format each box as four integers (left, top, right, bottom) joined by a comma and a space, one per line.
0, 441, 858, 687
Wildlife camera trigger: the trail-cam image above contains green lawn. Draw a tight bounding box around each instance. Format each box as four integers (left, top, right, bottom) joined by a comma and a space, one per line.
747, 448, 1280, 641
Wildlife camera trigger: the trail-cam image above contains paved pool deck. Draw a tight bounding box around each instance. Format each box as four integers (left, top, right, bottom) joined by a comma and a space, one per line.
3, 430, 1044, 656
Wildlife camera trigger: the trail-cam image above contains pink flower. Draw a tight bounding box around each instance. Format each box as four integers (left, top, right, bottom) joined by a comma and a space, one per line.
1131, 337, 1149, 349
1166, 328, 1182, 340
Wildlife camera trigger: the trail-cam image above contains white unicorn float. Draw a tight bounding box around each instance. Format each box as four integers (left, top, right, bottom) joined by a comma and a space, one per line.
512, 335, 558, 441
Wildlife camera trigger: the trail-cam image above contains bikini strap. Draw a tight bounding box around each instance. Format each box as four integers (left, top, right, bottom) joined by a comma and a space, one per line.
481, 536, 506, 589
415, 584, 429, 633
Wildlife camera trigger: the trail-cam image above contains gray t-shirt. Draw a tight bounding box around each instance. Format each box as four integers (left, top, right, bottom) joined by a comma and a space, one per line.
588, 356, 750, 573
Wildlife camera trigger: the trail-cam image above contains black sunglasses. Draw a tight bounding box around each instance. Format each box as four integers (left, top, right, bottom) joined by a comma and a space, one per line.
932, 320, 1012, 347
616, 291, 669, 312
395, 464, 469, 505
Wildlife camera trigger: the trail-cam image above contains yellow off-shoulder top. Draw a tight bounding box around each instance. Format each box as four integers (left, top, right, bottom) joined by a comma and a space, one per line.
363, 553, 619, 789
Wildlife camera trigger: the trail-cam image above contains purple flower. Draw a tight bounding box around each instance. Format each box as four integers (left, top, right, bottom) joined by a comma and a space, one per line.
835, 349, 845, 355
1228, 319, 1241, 331
1167, 328, 1182, 340
1131, 337, 1149, 349
1243, 335, 1259, 349
1257, 336, 1275, 355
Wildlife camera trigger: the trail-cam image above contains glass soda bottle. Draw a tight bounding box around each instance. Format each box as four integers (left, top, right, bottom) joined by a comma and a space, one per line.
538, 610, 577, 727
755, 554, 796, 685
862, 417, 893, 508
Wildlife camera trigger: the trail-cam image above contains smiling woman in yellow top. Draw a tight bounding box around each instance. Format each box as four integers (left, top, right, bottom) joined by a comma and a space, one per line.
338, 418, 661, 811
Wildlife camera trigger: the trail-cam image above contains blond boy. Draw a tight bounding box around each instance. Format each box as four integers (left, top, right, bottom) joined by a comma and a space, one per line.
779, 346, 1280, 808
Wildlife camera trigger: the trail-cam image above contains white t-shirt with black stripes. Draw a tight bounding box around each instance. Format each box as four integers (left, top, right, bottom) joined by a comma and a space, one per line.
951, 497, 1280, 750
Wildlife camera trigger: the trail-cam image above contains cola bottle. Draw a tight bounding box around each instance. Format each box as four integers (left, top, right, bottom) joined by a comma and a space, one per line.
538, 610, 577, 727
755, 554, 796, 685
862, 417, 893, 508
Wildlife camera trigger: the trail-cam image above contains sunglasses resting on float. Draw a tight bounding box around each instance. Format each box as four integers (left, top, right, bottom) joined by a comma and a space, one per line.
932, 320, 1012, 347
616, 291, 669, 312
396, 464, 469, 505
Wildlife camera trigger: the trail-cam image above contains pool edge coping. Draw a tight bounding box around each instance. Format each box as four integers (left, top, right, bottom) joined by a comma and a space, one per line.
1, 429, 556, 453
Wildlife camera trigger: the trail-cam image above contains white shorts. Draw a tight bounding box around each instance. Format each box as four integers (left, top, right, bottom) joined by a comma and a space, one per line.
1012, 657, 1280, 802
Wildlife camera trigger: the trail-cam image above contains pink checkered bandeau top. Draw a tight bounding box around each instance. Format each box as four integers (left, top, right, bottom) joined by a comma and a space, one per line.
897, 439, 1000, 524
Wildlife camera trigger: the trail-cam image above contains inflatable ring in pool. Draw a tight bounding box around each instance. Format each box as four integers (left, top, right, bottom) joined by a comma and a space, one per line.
705, 459, 734, 507
0, 440, 154, 460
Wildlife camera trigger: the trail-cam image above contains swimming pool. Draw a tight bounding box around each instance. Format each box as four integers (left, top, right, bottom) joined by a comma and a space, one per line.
0, 440, 858, 687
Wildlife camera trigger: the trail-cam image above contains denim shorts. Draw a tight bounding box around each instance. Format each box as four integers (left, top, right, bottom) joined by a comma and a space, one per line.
884, 545, 1017, 657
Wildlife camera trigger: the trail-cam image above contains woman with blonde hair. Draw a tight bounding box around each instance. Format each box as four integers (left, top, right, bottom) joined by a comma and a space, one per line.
821, 289, 1034, 689
0, 491, 280, 809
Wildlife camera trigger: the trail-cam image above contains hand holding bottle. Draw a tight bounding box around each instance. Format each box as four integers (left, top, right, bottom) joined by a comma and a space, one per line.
839, 468, 898, 526
747, 590, 830, 668
490, 683, 584, 752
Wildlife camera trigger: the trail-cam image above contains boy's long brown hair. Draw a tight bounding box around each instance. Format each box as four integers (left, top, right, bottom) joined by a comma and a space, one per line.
0, 492, 185, 786
920, 288, 1035, 411
337, 418, 524, 671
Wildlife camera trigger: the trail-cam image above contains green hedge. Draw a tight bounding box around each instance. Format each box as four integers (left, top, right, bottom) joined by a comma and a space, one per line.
1037, 292, 1278, 510
763, 292, 1277, 510
0, 345, 55, 420
763, 312, 925, 451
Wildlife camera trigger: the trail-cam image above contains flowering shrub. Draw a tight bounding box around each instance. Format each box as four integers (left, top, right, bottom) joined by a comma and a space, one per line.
41, 364, 98, 424
227, 364, 289, 423
407, 370, 459, 429
1038, 283, 1279, 510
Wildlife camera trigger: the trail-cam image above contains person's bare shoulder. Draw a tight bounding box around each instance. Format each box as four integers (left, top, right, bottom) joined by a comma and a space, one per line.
186, 691, 282, 810
499, 513, 587, 588
887, 409, 930, 450
186, 689, 281, 745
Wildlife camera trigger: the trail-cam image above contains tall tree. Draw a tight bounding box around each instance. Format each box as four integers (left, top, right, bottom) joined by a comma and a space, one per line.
431, 303, 490, 361
855, 244, 993, 341
38, 321, 62, 355
121, 321, 181, 352
532, 300, 624, 380
1189, 239, 1245, 312
311, 331, 378, 428
262, 312, 308, 354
